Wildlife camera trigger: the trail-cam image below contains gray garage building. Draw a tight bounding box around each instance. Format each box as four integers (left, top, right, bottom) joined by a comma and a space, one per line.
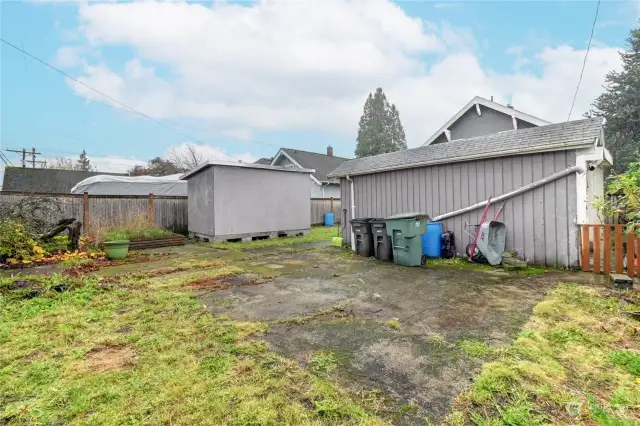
182, 161, 313, 242
329, 117, 611, 267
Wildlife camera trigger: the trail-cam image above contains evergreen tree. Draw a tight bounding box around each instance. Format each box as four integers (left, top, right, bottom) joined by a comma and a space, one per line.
75, 150, 93, 171
355, 88, 407, 157
589, 26, 640, 173
389, 104, 407, 151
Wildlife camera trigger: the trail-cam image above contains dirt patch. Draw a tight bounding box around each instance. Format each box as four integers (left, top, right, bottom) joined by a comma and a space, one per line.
63, 252, 172, 277
85, 346, 136, 372
184, 278, 231, 291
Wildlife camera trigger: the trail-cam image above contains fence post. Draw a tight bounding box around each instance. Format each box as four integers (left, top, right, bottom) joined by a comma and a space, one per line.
330, 197, 334, 214
83, 192, 89, 234
148, 193, 155, 224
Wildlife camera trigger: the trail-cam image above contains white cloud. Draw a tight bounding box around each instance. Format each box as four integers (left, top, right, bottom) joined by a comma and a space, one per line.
63, 0, 623, 148
54, 46, 83, 67
164, 143, 256, 164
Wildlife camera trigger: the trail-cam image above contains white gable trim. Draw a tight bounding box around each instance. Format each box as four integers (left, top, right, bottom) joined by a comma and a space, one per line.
270, 149, 322, 185
423, 96, 551, 146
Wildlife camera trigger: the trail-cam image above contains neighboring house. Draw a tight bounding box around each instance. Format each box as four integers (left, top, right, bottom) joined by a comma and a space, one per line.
329, 117, 611, 267
265, 146, 348, 199
254, 157, 273, 165
1, 167, 125, 194
423, 96, 550, 146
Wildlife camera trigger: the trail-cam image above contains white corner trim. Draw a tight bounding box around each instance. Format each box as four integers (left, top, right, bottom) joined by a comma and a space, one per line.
444, 129, 452, 142
422, 95, 550, 146
346, 175, 356, 251
309, 174, 322, 185
475, 103, 482, 116
512, 116, 518, 130
576, 145, 607, 224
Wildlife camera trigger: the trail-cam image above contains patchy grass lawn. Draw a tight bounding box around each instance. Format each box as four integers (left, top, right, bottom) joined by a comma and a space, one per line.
209, 225, 340, 250
0, 267, 385, 425
446, 283, 640, 425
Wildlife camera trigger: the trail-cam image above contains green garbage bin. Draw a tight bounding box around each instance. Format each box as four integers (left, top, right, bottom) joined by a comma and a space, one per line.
385, 213, 428, 267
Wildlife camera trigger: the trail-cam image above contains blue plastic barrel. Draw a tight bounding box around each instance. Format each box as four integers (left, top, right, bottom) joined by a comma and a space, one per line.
324, 212, 335, 226
422, 221, 443, 257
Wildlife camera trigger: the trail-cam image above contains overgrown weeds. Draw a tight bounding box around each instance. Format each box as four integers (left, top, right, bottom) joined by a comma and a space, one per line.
91, 213, 177, 245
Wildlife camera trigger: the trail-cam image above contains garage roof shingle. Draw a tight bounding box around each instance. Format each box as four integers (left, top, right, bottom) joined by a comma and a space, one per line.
328, 117, 603, 178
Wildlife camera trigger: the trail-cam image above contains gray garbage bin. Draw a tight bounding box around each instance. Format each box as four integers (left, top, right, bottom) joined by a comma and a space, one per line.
369, 218, 392, 261
349, 218, 374, 257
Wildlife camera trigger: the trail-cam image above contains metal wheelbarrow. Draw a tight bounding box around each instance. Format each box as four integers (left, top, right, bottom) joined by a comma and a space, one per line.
464, 197, 507, 266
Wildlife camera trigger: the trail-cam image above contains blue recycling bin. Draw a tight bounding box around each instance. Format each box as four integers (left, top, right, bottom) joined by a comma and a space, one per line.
422, 221, 443, 257
324, 212, 335, 226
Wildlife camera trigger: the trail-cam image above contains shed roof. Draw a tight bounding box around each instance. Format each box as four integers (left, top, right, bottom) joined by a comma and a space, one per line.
329, 117, 603, 178
271, 148, 349, 182
180, 160, 315, 180
1, 167, 125, 194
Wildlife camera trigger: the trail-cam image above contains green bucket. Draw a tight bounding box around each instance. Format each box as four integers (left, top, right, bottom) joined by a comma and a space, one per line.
103, 240, 130, 260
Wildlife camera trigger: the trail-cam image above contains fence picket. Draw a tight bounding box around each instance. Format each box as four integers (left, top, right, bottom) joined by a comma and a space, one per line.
593, 225, 601, 274
603, 226, 611, 273
615, 225, 624, 273
627, 231, 636, 278
581, 224, 590, 272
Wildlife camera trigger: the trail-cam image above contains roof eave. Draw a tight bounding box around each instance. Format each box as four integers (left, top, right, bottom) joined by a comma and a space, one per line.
328, 142, 593, 179
181, 161, 315, 180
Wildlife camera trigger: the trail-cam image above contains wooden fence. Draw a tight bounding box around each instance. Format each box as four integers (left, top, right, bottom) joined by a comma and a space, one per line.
1, 192, 339, 233
310, 198, 341, 225
580, 224, 639, 277
0, 192, 188, 234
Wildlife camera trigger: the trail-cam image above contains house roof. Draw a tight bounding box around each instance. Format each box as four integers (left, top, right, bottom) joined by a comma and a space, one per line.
329, 117, 603, 178
180, 160, 314, 180
254, 157, 273, 165
423, 96, 551, 146
270, 148, 349, 183
1, 167, 125, 194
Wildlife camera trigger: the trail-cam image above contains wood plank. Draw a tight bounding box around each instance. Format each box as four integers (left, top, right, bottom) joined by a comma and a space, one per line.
581, 224, 590, 272
627, 231, 636, 278
615, 225, 624, 273
603, 225, 611, 273
593, 225, 601, 274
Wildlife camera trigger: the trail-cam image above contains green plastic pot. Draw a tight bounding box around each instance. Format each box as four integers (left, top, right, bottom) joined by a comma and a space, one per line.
103, 240, 130, 260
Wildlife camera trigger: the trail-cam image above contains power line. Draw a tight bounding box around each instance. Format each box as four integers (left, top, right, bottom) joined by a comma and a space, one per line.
567, 0, 600, 121
0, 38, 245, 162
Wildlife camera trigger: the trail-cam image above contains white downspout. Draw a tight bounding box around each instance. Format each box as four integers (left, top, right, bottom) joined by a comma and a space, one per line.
346, 175, 355, 251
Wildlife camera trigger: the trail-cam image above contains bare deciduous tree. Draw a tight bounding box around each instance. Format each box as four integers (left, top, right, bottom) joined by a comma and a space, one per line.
166, 144, 212, 172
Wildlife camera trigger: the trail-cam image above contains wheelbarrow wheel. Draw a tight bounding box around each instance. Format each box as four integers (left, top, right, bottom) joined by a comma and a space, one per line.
466, 243, 487, 263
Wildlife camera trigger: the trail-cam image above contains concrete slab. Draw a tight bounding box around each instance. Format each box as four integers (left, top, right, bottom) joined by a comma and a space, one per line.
197, 248, 578, 422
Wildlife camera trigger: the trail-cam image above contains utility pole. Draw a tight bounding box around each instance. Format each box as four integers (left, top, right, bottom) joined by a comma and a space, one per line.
6, 147, 45, 168
6, 148, 27, 167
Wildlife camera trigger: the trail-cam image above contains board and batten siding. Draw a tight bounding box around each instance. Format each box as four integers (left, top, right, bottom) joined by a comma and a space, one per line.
340, 150, 579, 267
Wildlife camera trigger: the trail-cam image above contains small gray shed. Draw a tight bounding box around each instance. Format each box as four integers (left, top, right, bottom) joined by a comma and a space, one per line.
181, 161, 314, 242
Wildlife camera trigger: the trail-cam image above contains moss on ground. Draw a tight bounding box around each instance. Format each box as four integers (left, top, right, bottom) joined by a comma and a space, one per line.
208, 226, 340, 251
444, 284, 640, 426
426, 256, 546, 276
0, 271, 387, 425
